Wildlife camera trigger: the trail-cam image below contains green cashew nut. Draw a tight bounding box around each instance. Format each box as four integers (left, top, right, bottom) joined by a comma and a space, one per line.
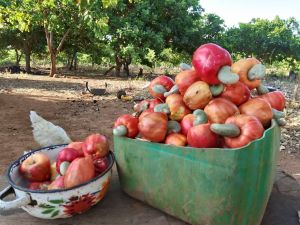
60, 161, 70, 175
140, 102, 149, 112
164, 85, 179, 97
154, 103, 170, 114
179, 63, 192, 71
256, 83, 270, 95
210, 123, 241, 137
209, 84, 224, 96
193, 109, 208, 126
152, 84, 167, 94
167, 120, 181, 134
248, 64, 266, 80
218, 66, 239, 84
275, 118, 286, 126
113, 125, 128, 136
272, 108, 285, 119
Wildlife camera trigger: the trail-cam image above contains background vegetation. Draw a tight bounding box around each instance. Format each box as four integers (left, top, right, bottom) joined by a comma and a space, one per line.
0, 0, 299, 77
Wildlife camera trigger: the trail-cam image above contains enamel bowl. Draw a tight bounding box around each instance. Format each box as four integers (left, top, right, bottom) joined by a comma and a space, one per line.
0, 144, 114, 219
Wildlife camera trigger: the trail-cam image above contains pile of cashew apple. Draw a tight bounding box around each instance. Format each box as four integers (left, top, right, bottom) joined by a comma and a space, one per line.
19, 134, 110, 190
113, 43, 286, 149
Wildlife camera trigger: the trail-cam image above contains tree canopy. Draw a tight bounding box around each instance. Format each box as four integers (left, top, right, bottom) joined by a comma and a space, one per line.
0, 1, 299, 75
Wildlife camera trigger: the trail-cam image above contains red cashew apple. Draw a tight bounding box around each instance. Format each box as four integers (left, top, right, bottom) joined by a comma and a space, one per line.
67, 142, 84, 156
148, 99, 164, 109
175, 69, 200, 95
138, 112, 168, 142
64, 156, 95, 189
50, 162, 58, 181
192, 43, 239, 85
133, 99, 162, 113
239, 98, 273, 127
204, 98, 240, 124
183, 81, 212, 110
180, 114, 195, 136
165, 133, 187, 147
210, 114, 264, 148
180, 109, 208, 136
220, 81, 250, 106
94, 157, 109, 175
56, 147, 82, 175
134, 100, 150, 113
231, 58, 265, 90
148, 75, 174, 100
139, 108, 154, 121
258, 91, 286, 111
19, 153, 51, 182
48, 176, 65, 190
82, 134, 109, 159
28, 181, 51, 190
113, 114, 139, 138
165, 94, 191, 121
187, 123, 219, 148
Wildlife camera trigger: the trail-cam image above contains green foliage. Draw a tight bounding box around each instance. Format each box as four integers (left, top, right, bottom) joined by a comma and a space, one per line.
0, 0, 299, 76
0, 50, 15, 66
222, 16, 300, 69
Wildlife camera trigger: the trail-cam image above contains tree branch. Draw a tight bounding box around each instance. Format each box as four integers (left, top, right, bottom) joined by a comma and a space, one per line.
57, 28, 71, 53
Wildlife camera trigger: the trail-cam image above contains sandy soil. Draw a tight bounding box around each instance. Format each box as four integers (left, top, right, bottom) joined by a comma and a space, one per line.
0, 72, 299, 181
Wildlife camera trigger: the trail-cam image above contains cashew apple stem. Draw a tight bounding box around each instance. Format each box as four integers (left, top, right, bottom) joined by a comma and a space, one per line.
217, 66, 239, 84
167, 121, 181, 134
164, 85, 179, 97
256, 83, 270, 95
179, 63, 192, 71
154, 103, 170, 114
248, 64, 266, 80
152, 84, 167, 94
113, 125, 128, 136
209, 84, 224, 96
210, 123, 241, 137
193, 109, 208, 126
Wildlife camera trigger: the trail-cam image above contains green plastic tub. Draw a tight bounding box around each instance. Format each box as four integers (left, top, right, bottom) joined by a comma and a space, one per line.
114, 120, 280, 225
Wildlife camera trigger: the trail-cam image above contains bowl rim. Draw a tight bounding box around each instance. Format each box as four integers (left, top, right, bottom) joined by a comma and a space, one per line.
6, 144, 115, 194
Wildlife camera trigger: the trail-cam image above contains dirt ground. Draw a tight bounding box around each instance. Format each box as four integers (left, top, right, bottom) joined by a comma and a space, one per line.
0, 72, 299, 182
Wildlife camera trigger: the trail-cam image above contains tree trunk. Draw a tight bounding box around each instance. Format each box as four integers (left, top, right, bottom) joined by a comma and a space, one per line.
123, 62, 130, 77
24, 49, 31, 73
115, 62, 122, 77
74, 51, 78, 70
45, 27, 71, 77
15, 49, 22, 66
123, 58, 131, 77
292, 75, 299, 102
289, 70, 297, 81
69, 54, 74, 70
92, 52, 95, 68
115, 55, 122, 77
50, 52, 57, 77
66, 54, 71, 68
